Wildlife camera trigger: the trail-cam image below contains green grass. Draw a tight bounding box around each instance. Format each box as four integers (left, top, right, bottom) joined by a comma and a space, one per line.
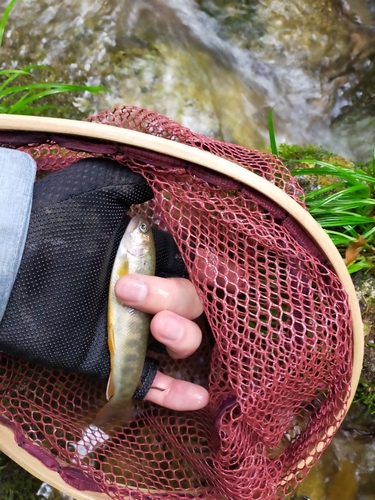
289, 158, 375, 274
268, 107, 375, 274
0, 66, 107, 115
0, 451, 42, 500
0, 0, 16, 47
354, 379, 375, 414
268, 107, 278, 156
0, 0, 107, 115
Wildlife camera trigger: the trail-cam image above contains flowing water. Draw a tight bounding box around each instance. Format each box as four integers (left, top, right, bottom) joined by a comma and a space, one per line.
1, 0, 374, 159
0, 0, 375, 498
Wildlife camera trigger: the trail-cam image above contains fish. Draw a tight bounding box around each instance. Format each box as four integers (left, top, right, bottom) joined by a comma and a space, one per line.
94, 214, 156, 428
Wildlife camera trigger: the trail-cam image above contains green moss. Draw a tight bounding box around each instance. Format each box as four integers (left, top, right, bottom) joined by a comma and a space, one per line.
277, 142, 329, 162
0, 452, 41, 500
355, 380, 375, 414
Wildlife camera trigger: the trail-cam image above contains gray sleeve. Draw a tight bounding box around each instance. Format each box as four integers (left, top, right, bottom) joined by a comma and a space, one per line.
0, 148, 36, 321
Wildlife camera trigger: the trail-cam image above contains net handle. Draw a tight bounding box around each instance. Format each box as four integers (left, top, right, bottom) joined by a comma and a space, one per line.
0, 113, 363, 499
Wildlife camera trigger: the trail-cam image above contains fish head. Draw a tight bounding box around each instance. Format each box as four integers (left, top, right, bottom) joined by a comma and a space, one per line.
123, 214, 154, 258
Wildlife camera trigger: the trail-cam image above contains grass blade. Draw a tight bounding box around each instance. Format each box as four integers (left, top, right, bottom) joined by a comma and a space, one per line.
0, 82, 107, 99
291, 163, 375, 186
0, 69, 31, 77
307, 187, 375, 213
0, 79, 108, 114
325, 230, 360, 246
0, 69, 33, 93
4, 84, 106, 114
347, 257, 374, 274
268, 107, 278, 156
304, 183, 347, 200
311, 212, 375, 227
0, 0, 18, 47
0, 0, 108, 116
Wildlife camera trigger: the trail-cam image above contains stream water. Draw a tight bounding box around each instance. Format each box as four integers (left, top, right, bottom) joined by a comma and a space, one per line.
0, 0, 375, 498
1, 0, 374, 160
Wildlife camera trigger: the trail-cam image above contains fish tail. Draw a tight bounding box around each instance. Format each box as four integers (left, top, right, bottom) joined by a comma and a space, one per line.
93, 398, 133, 429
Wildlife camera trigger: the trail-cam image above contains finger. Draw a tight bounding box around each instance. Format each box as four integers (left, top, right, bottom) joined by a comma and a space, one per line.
145, 371, 209, 411
115, 275, 203, 319
150, 311, 202, 359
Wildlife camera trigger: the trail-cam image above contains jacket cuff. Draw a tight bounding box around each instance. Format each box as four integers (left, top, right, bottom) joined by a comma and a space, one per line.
0, 148, 36, 321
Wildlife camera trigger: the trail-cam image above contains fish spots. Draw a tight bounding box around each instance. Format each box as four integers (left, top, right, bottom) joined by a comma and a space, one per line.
117, 258, 129, 278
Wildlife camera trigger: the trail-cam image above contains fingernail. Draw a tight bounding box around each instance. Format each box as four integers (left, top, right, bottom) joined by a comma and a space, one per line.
162, 316, 183, 341
116, 276, 147, 302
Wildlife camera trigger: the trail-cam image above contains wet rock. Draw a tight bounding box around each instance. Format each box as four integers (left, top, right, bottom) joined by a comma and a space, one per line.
351, 272, 375, 390
195, 0, 374, 162
1, 0, 374, 159
357, 479, 375, 500
0, 451, 42, 500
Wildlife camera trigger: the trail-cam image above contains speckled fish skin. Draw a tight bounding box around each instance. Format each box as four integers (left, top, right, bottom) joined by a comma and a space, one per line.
94, 214, 155, 427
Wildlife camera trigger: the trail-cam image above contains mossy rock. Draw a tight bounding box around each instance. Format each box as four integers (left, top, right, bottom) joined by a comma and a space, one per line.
0, 452, 42, 500
352, 271, 375, 412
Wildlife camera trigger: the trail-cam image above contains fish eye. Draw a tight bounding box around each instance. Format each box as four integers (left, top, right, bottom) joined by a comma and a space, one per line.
139, 222, 149, 233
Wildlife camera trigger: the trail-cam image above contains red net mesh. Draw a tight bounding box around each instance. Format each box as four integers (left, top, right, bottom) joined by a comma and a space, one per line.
0, 105, 352, 499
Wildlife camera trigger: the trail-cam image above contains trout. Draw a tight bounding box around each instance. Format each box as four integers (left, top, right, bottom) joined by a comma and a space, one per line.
94, 214, 156, 427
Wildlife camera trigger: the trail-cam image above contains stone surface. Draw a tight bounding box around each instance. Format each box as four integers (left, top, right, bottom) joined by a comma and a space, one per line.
1, 0, 374, 159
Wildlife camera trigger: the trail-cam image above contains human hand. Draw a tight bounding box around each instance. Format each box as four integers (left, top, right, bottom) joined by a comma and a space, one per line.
115, 274, 209, 412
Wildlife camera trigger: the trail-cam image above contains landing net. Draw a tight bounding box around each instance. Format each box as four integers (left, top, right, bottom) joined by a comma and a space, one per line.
0, 106, 352, 499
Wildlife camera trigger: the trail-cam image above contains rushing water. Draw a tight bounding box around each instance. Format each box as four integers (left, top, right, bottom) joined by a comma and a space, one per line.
0, 0, 375, 499
1, 0, 374, 159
